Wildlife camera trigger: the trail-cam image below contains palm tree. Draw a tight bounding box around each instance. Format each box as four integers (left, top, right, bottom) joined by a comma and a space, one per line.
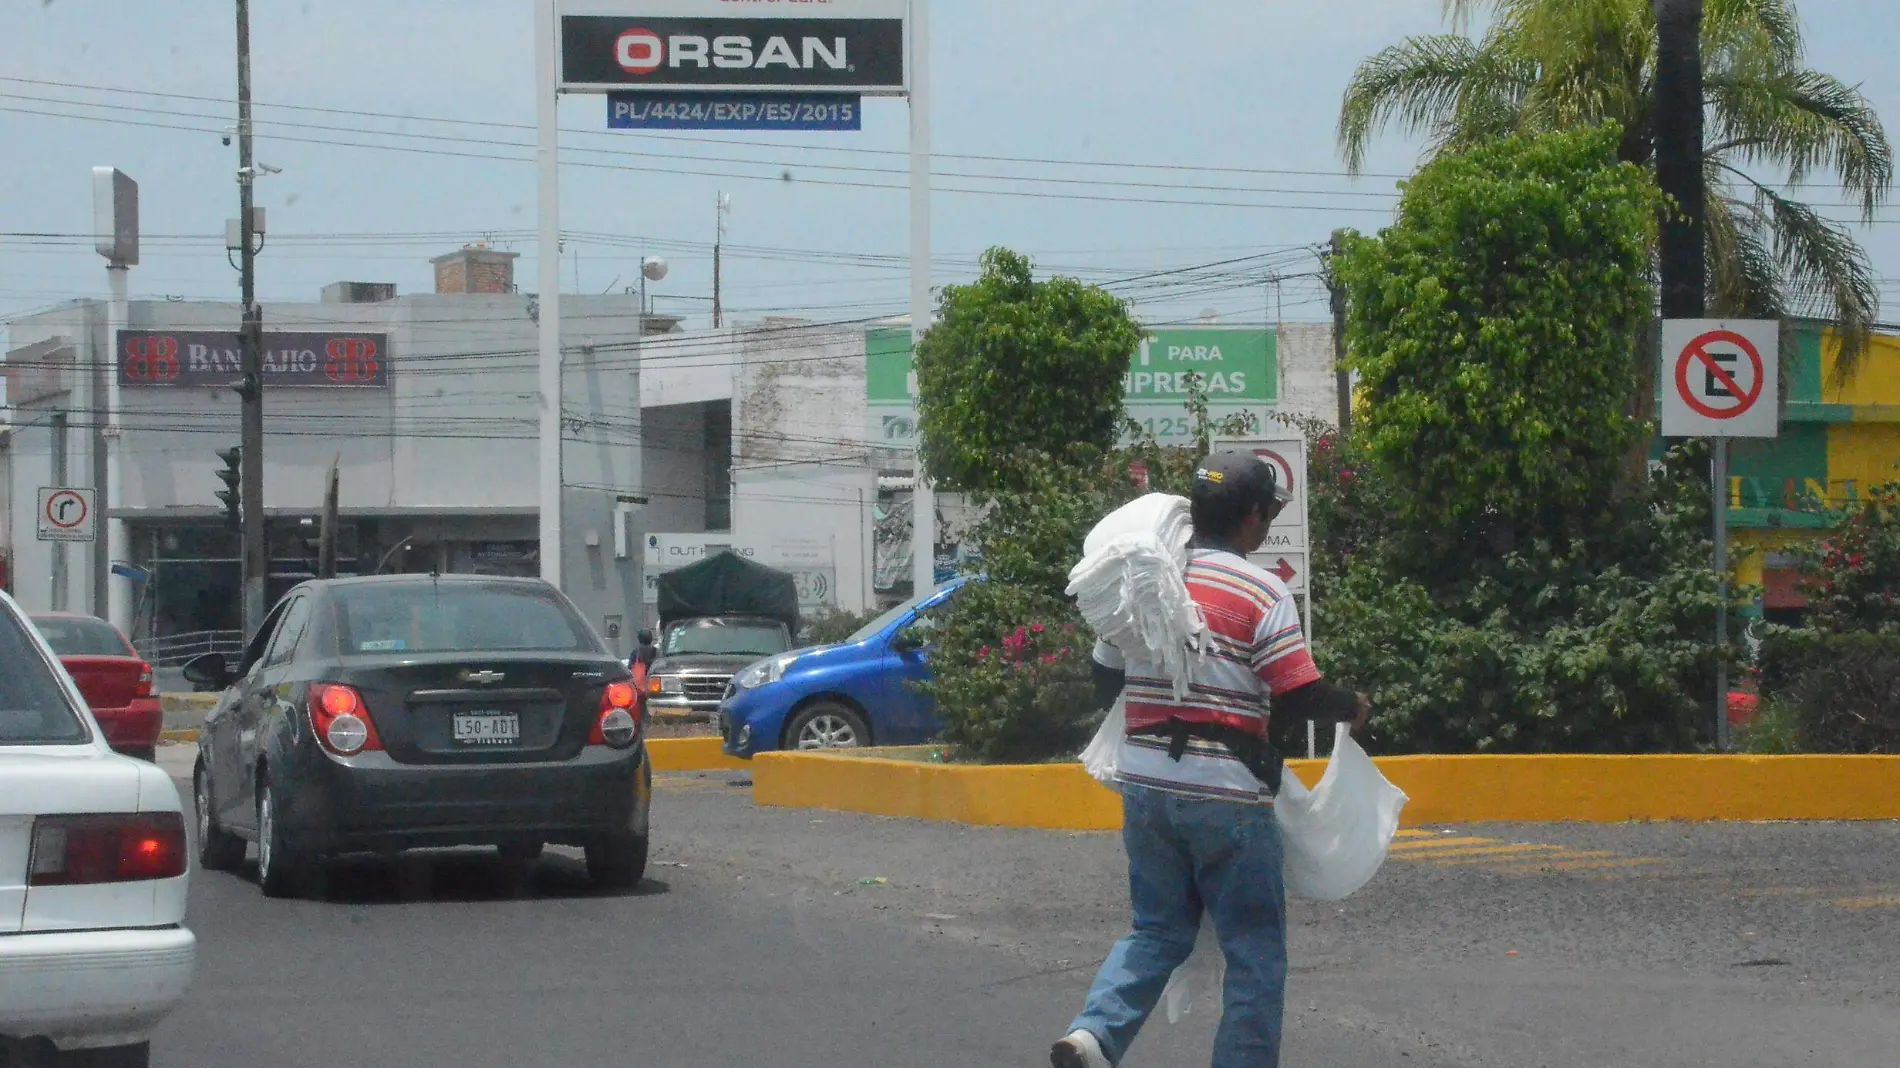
1339, 0, 1892, 378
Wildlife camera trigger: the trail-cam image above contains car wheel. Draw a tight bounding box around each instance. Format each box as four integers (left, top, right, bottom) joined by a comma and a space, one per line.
786, 701, 870, 751
55, 1041, 151, 1067
585, 832, 648, 892
256, 780, 322, 899
194, 765, 247, 873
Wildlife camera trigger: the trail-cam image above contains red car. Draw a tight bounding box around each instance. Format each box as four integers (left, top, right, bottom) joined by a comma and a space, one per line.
31, 612, 163, 761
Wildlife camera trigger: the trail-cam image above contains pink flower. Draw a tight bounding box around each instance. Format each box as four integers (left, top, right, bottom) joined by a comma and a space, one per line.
978, 646, 991, 659
1041, 655, 1057, 664
1031, 624, 1046, 634
1060, 647, 1073, 657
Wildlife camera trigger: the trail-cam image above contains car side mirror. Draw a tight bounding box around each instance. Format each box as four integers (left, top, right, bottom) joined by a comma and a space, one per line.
891, 632, 924, 654
182, 651, 232, 692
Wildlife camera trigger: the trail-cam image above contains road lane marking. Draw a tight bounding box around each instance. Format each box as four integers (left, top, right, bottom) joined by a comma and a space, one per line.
1495, 855, 1666, 874
1403, 844, 1574, 862
1832, 893, 1900, 910
1388, 837, 1502, 852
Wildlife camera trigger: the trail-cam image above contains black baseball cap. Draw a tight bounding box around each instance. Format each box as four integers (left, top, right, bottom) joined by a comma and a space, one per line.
1192, 450, 1291, 512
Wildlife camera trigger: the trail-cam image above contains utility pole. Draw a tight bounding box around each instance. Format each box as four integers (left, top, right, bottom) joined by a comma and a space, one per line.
317, 459, 339, 580
713, 192, 730, 329
235, 0, 267, 635
1655, 0, 1724, 745
1327, 230, 1353, 439
909, 0, 935, 601
50, 411, 69, 612
534, 0, 564, 591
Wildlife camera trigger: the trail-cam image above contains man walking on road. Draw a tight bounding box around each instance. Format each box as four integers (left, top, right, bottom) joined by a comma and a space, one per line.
1053, 450, 1369, 1068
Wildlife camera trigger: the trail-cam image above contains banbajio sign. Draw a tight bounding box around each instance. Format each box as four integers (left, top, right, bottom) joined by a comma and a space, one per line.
117, 330, 389, 388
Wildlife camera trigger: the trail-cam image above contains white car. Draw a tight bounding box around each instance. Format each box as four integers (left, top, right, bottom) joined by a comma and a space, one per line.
0, 591, 195, 1067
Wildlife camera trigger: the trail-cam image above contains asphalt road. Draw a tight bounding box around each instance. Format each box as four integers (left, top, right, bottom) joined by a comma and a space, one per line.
151, 745, 1900, 1068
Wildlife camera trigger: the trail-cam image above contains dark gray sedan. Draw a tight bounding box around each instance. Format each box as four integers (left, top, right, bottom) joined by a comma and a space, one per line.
186, 575, 651, 899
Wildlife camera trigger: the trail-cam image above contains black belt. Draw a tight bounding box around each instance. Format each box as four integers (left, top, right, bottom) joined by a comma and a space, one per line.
1130, 717, 1283, 796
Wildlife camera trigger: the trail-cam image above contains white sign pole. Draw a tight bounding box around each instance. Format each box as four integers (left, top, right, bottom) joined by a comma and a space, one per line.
1661, 318, 1779, 751
1713, 436, 1730, 750
105, 264, 132, 630
536, 0, 564, 589
908, 0, 934, 600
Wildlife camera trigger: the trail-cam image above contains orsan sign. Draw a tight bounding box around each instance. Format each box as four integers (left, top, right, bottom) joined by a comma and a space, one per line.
557, 1, 908, 94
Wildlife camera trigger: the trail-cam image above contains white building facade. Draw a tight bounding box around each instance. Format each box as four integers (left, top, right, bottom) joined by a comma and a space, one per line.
3, 246, 1346, 649
2, 253, 646, 656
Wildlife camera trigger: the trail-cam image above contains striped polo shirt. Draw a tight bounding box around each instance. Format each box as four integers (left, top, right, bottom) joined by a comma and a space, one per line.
1098, 548, 1320, 804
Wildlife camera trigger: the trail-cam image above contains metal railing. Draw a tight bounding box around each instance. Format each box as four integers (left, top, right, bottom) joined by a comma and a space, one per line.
135, 629, 245, 667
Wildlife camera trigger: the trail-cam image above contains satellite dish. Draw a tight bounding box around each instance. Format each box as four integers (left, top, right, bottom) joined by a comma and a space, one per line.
642, 256, 668, 282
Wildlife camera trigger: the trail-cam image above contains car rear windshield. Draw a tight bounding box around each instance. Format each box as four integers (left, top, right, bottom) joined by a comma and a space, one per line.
333, 584, 600, 655
32, 616, 133, 657
664, 620, 789, 658
0, 610, 89, 745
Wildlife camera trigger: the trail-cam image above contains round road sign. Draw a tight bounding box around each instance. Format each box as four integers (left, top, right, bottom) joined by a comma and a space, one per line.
1674, 329, 1765, 420
44, 489, 89, 530
1253, 447, 1297, 501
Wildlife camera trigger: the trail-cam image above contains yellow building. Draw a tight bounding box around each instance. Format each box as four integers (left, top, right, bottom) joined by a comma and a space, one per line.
1730, 323, 1900, 622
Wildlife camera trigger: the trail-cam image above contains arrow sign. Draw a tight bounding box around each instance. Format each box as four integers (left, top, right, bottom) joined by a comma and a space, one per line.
1661, 320, 1779, 439
1247, 550, 1307, 594
37, 486, 96, 543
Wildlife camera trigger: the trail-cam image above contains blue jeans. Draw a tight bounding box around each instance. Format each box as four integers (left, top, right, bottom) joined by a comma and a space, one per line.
1069, 783, 1287, 1067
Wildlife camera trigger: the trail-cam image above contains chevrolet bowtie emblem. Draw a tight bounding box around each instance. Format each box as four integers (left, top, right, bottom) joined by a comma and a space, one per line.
461, 670, 505, 685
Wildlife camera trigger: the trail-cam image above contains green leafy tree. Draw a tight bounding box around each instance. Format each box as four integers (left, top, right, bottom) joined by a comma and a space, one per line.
922, 381, 1236, 763
913, 248, 1143, 494
1315, 129, 1739, 752
1317, 445, 1725, 753
1339, 0, 1892, 377
1334, 125, 1659, 562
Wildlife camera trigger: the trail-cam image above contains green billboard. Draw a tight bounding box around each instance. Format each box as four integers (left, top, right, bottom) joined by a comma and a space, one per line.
864, 325, 1277, 408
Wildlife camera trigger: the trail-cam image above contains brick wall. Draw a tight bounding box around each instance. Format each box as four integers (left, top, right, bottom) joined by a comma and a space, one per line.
431, 249, 519, 295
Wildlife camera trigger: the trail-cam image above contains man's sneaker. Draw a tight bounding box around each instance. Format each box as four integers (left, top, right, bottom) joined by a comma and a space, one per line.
1050, 1029, 1110, 1068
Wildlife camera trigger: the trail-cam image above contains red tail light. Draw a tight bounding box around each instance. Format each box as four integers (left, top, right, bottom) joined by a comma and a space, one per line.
135, 662, 155, 699
29, 813, 188, 885
590, 680, 641, 748
309, 683, 383, 755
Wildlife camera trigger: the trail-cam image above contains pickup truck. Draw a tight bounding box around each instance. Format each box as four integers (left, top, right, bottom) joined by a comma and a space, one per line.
644, 614, 793, 719
645, 550, 801, 720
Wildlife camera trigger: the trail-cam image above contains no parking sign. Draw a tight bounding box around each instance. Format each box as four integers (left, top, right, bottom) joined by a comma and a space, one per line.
1660, 320, 1779, 438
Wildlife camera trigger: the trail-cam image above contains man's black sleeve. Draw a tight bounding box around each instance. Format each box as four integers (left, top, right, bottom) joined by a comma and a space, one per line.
1274, 678, 1360, 722
1092, 661, 1126, 713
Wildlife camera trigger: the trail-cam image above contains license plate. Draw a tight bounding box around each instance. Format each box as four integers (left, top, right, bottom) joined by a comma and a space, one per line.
452, 711, 520, 746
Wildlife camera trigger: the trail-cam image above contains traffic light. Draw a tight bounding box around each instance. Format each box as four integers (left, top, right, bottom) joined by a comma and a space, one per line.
215, 446, 242, 532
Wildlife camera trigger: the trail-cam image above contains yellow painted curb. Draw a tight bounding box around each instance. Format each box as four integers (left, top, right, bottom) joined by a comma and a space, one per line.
647, 736, 750, 772
162, 731, 745, 772
752, 752, 1900, 828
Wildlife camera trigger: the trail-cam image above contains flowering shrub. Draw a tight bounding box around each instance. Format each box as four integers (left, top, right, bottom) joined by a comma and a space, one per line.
1797, 482, 1900, 635
1755, 483, 1900, 754
924, 581, 1097, 763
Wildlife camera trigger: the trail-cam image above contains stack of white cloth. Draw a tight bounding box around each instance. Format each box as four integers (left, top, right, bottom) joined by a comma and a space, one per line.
1064, 493, 1207, 698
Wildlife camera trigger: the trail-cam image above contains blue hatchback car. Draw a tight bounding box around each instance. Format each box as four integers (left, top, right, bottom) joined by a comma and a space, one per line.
719, 580, 965, 757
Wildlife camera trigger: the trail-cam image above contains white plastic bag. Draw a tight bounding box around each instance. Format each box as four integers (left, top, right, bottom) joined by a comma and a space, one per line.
1066, 494, 1207, 698
1081, 696, 1127, 787
1275, 723, 1409, 902
1161, 724, 1408, 1023
1161, 916, 1222, 1023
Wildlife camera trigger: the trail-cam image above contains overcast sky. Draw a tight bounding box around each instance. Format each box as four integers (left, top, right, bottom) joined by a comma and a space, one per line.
3, 0, 1897, 343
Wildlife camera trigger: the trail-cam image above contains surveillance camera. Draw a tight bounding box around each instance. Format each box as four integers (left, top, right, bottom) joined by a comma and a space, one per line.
221, 133, 232, 146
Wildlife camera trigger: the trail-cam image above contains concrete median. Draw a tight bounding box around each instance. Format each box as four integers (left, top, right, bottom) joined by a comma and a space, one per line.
752, 749, 1900, 828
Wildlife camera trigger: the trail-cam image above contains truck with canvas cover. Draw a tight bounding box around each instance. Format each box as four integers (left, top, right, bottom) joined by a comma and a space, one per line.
647, 552, 800, 718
